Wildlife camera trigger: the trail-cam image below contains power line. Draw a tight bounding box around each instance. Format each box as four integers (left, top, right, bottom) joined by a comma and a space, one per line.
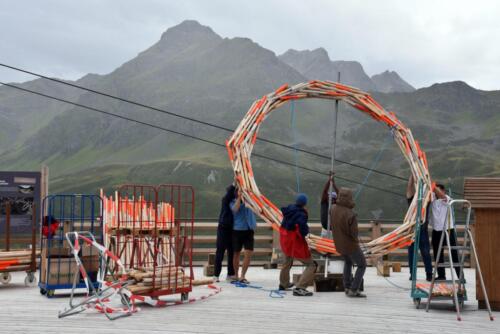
0, 62, 408, 182
0, 81, 405, 198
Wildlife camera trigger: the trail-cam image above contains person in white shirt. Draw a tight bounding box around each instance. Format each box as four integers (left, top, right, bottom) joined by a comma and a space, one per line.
429, 184, 461, 280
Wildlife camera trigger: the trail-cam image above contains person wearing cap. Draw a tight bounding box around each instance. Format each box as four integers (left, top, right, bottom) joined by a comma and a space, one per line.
320, 172, 339, 237
331, 187, 367, 297
279, 193, 317, 296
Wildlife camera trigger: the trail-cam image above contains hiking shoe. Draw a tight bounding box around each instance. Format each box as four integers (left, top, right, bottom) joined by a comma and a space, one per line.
347, 289, 366, 298
293, 288, 313, 296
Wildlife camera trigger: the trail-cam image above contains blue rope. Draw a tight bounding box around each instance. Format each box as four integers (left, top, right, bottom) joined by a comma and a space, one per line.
354, 131, 394, 200
290, 100, 301, 193
231, 281, 286, 298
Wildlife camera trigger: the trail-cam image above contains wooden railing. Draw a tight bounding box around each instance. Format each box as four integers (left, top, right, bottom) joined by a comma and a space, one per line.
192, 219, 472, 267
0, 216, 472, 268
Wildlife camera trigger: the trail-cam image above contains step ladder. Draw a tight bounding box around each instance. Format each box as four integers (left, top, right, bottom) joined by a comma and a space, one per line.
425, 199, 494, 321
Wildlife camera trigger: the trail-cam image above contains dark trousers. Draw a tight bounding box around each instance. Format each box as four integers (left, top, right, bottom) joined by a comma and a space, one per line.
214, 226, 235, 277
407, 222, 433, 277
342, 247, 366, 291
432, 229, 460, 279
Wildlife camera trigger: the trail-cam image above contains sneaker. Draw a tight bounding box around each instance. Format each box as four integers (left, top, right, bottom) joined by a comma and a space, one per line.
213, 276, 220, 283
226, 275, 237, 282
293, 288, 313, 296
347, 289, 366, 298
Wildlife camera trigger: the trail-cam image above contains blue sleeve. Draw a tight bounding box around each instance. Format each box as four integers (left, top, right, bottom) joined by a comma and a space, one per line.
298, 211, 309, 237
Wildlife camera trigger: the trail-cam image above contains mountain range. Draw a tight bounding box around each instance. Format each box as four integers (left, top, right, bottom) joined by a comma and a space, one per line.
1, 20, 499, 219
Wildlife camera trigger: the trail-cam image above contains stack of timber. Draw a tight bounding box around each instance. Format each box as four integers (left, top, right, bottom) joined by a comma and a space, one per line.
0, 249, 39, 272
125, 266, 210, 295
101, 190, 175, 232
126, 266, 189, 295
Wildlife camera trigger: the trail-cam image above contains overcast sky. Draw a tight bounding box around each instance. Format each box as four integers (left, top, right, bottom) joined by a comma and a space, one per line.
1, 0, 499, 90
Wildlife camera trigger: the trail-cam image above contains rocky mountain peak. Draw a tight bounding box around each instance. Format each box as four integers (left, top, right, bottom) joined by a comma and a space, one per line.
371, 70, 415, 93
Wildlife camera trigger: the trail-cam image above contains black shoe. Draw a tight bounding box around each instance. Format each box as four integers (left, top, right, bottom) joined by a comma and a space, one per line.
279, 282, 295, 291
409, 276, 413, 281
293, 288, 313, 296
435, 276, 446, 281
426, 273, 433, 282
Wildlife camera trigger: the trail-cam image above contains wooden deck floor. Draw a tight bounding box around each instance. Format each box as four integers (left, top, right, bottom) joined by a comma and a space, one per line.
0, 267, 497, 333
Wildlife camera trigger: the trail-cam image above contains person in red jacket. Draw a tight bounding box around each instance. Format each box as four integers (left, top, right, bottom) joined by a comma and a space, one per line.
279, 193, 317, 297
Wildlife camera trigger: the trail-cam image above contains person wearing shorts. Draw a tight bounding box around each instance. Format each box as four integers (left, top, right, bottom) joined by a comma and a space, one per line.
230, 186, 256, 284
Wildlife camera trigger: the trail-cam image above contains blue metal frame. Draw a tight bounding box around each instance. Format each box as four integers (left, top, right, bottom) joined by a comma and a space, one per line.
38, 194, 103, 297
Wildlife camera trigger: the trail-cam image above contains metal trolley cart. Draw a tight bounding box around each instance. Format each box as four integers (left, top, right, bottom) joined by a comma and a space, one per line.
0, 201, 38, 286
38, 194, 103, 297
104, 184, 194, 302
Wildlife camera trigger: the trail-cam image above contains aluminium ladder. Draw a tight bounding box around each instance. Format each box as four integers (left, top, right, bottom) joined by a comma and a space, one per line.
425, 199, 494, 321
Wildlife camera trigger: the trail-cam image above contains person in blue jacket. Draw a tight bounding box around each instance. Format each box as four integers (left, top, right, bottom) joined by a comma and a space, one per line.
279, 193, 317, 296
230, 186, 257, 284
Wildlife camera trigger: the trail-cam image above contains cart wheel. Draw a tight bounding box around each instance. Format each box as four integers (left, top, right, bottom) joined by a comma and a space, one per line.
40, 288, 47, 295
0, 272, 12, 284
24, 272, 37, 287
47, 290, 55, 298
181, 293, 189, 302
413, 298, 421, 309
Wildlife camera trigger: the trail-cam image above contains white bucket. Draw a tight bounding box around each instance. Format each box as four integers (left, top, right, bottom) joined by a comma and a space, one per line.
328, 258, 345, 274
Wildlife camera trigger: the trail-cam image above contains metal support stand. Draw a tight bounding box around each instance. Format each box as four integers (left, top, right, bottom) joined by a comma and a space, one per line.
325, 72, 340, 277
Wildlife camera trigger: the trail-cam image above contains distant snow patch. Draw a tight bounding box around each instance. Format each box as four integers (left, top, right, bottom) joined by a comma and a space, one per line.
207, 170, 217, 184
173, 161, 183, 172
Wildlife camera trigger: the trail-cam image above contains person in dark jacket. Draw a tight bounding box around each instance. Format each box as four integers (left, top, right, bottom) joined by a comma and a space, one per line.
406, 174, 433, 281
279, 193, 317, 297
320, 172, 339, 237
331, 187, 367, 297
213, 184, 237, 282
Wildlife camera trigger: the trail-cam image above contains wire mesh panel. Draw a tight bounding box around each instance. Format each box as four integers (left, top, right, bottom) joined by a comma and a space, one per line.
154, 184, 194, 297
39, 194, 103, 297
106, 184, 194, 298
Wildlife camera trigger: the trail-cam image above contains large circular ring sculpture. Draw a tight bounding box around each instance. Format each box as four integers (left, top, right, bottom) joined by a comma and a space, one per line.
227, 81, 432, 257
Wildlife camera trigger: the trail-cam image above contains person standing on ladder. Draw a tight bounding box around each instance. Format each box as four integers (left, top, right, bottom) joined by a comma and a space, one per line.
406, 174, 433, 281
278, 193, 317, 296
331, 188, 367, 297
429, 183, 461, 281
213, 184, 237, 282
320, 172, 339, 238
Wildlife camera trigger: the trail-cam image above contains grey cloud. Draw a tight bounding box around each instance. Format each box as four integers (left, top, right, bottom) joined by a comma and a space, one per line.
1, 0, 499, 90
